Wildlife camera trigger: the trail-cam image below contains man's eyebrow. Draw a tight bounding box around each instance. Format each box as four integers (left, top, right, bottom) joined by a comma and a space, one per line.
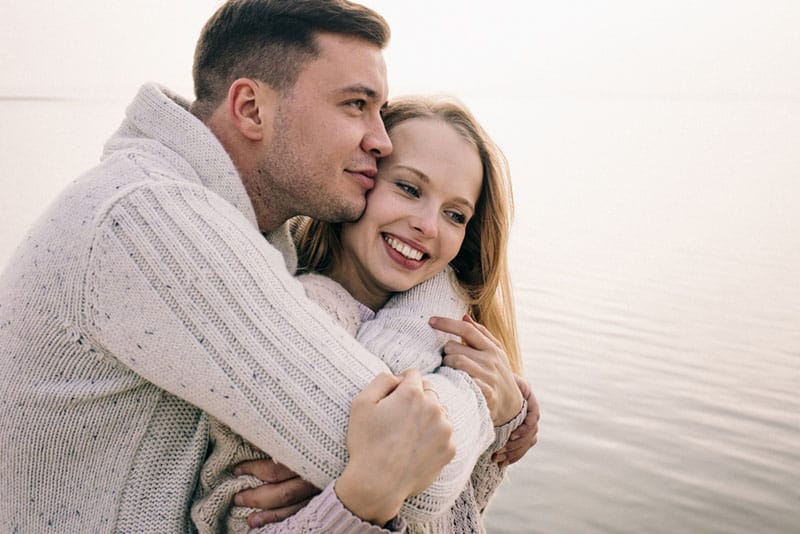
335, 84, 382, 101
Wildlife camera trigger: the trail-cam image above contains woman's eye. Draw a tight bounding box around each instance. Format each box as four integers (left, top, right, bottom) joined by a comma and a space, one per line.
396, 182, 420, 197
446, 211, 467, 224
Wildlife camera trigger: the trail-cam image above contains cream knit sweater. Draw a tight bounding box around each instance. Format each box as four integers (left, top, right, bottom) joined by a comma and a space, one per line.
192, 272, 527, 533
0, 84, 495, 533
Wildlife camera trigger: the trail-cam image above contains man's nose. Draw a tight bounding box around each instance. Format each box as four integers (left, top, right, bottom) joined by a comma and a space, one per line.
363, 115, 392, 157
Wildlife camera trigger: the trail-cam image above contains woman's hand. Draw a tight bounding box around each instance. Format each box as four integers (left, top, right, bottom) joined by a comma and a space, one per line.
493, 376, 540, 467
431, 315, 524, 426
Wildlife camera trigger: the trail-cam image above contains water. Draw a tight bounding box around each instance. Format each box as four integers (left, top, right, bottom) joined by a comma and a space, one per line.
1, 97, 798, 533
478, 98, 800, 532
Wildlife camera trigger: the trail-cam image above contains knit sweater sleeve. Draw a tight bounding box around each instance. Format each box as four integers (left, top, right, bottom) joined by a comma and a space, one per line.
81, 181, 467, 522
470, 399, 529, 513
357, 269, 495, 521
252, 481, 406, 534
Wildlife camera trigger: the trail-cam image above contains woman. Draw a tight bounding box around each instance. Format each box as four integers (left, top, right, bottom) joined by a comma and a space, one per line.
192, 96, 534, 533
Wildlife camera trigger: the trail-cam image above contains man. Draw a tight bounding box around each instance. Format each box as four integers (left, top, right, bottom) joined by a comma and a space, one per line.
0, 1, 536, 532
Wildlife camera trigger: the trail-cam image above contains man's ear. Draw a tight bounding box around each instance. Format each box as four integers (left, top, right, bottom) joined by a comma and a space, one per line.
227, 78, 276, 141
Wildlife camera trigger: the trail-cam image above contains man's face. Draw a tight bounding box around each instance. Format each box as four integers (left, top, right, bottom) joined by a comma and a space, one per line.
256, 33, 392, 223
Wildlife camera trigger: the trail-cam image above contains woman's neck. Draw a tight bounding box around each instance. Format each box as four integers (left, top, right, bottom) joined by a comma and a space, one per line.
327, 265, 390, 312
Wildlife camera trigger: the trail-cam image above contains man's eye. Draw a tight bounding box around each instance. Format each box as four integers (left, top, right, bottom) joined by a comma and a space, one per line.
348, 100, 367, 111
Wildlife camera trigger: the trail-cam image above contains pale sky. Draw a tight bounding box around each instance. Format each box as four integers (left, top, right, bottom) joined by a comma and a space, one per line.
1, 0, 799, 268
2, 0, 799, 101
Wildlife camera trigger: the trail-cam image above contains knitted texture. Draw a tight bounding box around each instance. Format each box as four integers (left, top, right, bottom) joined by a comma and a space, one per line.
356, 267, 466, 374
0, 83, 494, 532
193, 270, 522, 533
298, 273, 364, 336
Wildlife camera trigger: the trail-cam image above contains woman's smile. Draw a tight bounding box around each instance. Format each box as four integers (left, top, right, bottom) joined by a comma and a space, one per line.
331, 117, 483, 310
382, 233, 427, 264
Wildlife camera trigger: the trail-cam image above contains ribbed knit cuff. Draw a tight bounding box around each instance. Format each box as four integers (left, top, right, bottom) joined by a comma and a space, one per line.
489, 398, 529, 454
317, 481, 407, 533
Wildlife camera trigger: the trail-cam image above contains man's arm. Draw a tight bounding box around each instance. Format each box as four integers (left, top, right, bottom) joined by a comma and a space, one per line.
82, 183, 469, 520
234, 269, 496, 528
247, 371, 454, 533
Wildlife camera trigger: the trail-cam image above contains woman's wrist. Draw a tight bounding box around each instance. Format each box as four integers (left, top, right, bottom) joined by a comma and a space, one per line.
496, 388, 525, 427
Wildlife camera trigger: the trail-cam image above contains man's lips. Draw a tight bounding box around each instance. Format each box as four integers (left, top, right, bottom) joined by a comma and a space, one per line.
346, 169, 377, 190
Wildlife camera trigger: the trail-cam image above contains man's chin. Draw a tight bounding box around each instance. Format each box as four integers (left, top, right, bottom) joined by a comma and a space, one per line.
316, 200, 366, 224
337, 197, 368, 222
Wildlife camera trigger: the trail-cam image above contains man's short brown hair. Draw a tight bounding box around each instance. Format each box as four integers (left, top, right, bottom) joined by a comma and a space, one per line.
191, 0, 390, 119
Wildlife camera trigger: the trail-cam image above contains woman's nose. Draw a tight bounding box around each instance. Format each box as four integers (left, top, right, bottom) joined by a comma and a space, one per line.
410, 207, 438, 238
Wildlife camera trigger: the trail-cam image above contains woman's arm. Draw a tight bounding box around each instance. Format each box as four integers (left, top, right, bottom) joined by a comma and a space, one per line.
493, 377, 540, 466
435, 315, 524, 426
433, 316, 538, 510
357, 269, 495, 522
467, 399, 529, 513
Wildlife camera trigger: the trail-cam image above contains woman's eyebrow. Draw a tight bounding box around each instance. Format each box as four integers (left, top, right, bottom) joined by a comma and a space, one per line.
394, 164, 429, 182
393, 165, 475, 212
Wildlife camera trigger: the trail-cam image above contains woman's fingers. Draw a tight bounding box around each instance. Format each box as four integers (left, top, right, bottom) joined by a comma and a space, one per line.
429, 316, 493, 351
441, 339, 492, 364
442, 352, 486, 381
463, 314, 503, 348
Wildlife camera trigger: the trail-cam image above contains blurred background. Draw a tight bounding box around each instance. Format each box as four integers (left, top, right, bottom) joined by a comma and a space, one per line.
2, 1, 798, 532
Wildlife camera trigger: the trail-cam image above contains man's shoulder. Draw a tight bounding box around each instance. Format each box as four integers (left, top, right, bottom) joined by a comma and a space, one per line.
97, 137, 202, 191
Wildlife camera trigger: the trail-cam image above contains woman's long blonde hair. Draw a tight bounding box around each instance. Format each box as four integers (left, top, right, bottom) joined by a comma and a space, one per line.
294, 96, 522, 373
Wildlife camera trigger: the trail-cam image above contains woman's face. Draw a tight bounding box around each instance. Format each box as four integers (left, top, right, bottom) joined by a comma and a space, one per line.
333, 117, 483, 310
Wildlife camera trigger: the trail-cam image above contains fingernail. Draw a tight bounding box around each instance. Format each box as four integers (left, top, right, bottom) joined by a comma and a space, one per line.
234, 495, 243, 506
495, 454, 506, 463
510, 433, 519, 441
251, 516, 265, 528
232, 467, 242, 476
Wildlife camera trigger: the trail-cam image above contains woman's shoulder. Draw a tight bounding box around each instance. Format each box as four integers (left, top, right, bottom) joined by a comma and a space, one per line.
297, 273, 364, 335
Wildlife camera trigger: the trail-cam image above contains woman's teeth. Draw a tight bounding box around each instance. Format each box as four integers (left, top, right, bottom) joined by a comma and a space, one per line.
384, 235, 424, 261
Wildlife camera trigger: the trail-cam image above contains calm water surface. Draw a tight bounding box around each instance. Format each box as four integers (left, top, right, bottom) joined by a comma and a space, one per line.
1, 98, 798, 533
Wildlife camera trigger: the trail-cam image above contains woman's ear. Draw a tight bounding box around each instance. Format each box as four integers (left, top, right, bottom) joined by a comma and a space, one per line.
227, 78, 276, 141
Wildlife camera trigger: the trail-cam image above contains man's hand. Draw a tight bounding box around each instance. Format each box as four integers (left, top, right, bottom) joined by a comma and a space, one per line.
492, 376, 540, 467
335, 369, 455, 526
232, 458, 320, 528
